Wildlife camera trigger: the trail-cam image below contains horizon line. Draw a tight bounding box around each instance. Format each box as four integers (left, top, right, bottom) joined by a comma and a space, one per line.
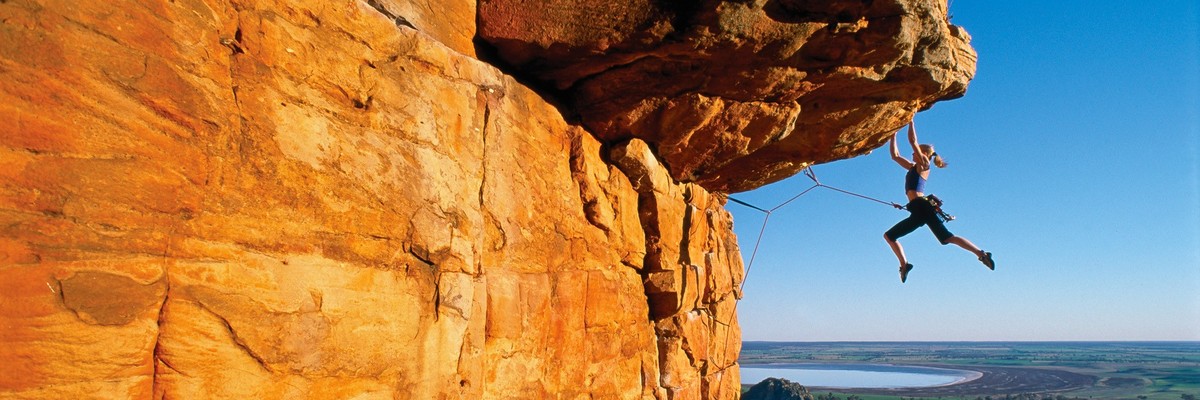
742, 340, 1200, 343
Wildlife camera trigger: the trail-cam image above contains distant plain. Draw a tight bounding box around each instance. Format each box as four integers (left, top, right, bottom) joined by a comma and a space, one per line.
740, 342, 1200, 399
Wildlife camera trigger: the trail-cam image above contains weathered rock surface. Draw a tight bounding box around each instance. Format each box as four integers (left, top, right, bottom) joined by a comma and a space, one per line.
480, 0, 977, 192
0, 0, 973, 399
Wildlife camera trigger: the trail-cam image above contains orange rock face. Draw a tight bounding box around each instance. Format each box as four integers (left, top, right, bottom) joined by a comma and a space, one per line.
0, 0, 972, 399
480, 0, 977, 192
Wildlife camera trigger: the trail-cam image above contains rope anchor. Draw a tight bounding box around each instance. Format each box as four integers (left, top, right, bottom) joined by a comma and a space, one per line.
729, 166, 903, 215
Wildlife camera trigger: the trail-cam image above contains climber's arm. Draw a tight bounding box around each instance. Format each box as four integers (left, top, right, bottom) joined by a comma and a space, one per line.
890, 132, 914, 170
906, 121, 930, 169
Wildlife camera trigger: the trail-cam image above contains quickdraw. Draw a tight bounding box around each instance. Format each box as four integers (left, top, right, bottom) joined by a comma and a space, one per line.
925, 194, 955, 223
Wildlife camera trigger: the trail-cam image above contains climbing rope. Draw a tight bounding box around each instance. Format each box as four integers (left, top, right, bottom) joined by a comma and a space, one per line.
712, 166, 902, 395
803, 168, 904, 210
728, 166, 902, 294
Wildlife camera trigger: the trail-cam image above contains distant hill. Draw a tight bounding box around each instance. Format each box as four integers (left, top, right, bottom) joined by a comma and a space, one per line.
743, 378, 813, 400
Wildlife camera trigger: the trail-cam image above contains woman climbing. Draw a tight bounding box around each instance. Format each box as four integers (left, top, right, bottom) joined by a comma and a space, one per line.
884, 121, 995, 283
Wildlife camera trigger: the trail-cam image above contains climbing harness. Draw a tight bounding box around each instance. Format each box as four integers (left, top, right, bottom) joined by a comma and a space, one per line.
923, 194, 956, 223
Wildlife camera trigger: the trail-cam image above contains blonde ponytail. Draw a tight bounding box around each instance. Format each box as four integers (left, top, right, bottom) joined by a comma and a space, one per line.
919, 144, 947, 168
932, 153, 947, 168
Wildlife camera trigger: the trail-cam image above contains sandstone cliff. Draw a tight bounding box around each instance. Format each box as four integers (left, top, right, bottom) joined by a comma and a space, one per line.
0, 0, 973, 399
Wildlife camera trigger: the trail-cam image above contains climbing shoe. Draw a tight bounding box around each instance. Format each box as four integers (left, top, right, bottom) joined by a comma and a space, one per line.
900, 263, 914, 283
979, 252, 995, 270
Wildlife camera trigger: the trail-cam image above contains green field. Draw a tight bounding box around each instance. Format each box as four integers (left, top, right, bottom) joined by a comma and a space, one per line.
740, 342, 1200, 400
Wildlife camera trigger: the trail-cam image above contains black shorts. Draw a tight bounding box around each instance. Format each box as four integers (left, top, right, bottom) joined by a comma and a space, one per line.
885, 197, 953, 244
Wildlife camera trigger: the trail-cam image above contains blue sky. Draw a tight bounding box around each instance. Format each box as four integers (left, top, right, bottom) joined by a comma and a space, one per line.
730, 1, 1200, 341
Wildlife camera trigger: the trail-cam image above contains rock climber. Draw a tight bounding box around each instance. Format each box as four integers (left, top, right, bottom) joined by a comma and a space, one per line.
884, 121, 995, 283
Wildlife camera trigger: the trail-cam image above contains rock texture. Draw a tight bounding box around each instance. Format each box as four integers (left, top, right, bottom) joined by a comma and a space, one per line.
0, 0, 973, 399
480, 0, 977, 192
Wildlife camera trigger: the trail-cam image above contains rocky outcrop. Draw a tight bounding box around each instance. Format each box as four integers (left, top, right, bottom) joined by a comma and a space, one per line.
480, 0, 976, 192
743, 378, 814, 400
0, 0, 973, 399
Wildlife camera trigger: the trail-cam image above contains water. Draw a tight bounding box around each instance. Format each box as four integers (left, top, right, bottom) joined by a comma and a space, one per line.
740, 363, 982, 389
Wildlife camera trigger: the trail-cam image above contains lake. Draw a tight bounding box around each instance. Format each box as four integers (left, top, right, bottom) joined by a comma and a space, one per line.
740, 363, 982, 389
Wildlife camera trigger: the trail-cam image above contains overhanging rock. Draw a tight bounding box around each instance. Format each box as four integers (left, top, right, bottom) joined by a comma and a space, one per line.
480, 0, 977, 192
